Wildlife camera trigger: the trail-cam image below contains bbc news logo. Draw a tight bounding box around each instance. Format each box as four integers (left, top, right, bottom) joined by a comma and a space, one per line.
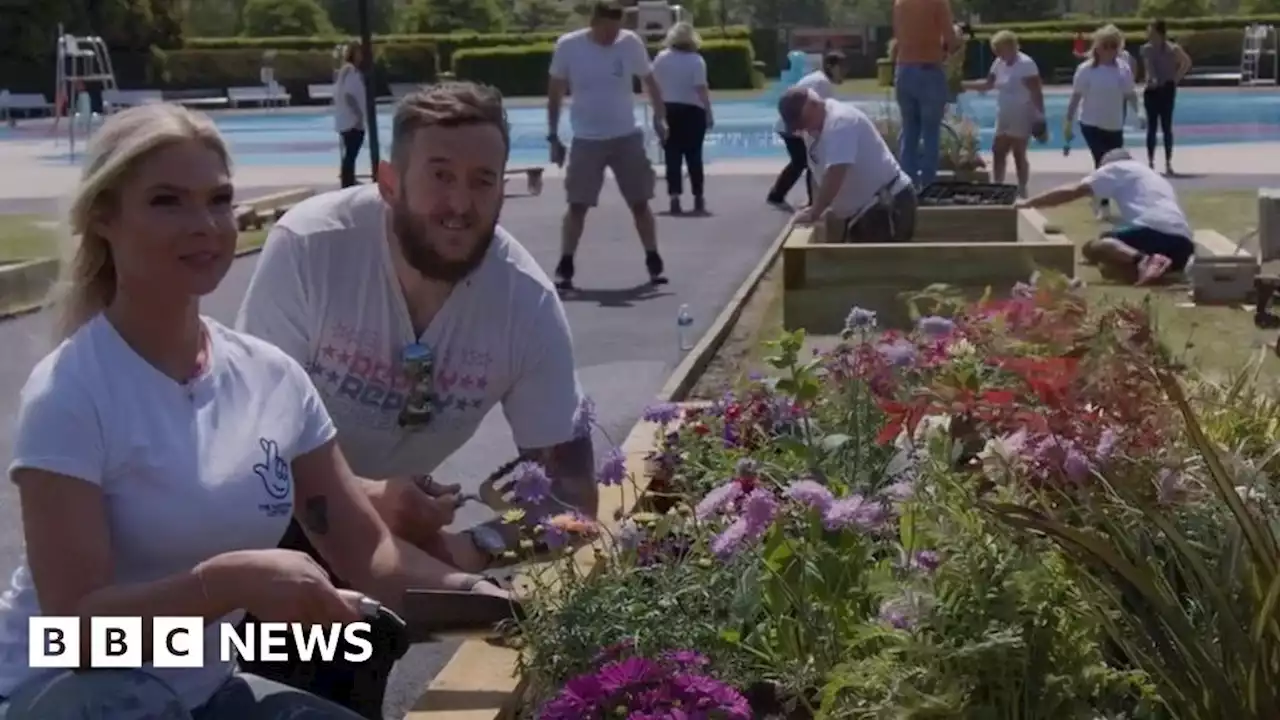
29, 617, 374, 668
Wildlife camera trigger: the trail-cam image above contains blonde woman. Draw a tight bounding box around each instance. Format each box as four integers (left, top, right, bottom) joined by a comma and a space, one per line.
1066, 24, 1142, 218
964, 30, 1044, 196
652, 22, 713, 214
0, 104, 508, 719
334, 42, 368, 188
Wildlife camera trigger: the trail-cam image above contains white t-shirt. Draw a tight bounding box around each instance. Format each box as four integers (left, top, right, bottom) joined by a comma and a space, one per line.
334, 64, 367, 133
1085, 159, 1192, 238
990, 52, 1039, 115
1073, 60, 1134, 131
774, 70, 836, 133
0, 316, 335, 708
235, 186, 582, 479
549, 28, 652, 141
651, 48, 708, 108
807, 99, 910, 220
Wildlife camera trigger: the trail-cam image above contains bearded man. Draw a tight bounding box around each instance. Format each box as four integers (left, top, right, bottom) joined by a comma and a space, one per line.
233, 82, 593, 717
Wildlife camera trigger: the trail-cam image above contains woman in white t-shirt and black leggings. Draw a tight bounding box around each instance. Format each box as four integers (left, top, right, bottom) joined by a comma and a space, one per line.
652, 23, 714, 215
334, 43, 367, 188
1066, 24, 1143, 218
0, 104, 510, 720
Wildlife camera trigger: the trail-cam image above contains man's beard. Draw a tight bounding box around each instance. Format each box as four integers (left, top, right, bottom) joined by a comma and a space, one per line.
390, 201, 496, 283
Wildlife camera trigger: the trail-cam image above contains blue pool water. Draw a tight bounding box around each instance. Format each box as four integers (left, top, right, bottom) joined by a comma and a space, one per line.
14, 87, 1280, 167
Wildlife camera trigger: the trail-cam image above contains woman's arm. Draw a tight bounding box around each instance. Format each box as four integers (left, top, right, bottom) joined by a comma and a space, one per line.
1024, 74, 1045, 117
963, 72, 995, 92
290, 439, 490, 612
1174, 45, 1193, 81
18, 470, 242, 662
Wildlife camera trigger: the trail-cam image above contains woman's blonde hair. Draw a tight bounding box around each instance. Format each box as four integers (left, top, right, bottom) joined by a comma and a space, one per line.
989, 30, 1018, 52
664, 22, 701, 51
53, 103, 230, 343
1090, 24, 1125, 65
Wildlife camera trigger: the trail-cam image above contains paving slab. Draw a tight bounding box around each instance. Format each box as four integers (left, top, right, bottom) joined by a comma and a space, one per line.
0, 175, 789, 719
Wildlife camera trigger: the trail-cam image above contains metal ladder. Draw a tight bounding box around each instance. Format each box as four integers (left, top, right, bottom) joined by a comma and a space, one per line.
55, 23, 120, 157
1241, 24, 1277, 86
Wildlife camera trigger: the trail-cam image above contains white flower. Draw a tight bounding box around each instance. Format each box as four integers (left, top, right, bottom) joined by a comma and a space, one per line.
979, 430, 1027, 478
946, 338, 976, 359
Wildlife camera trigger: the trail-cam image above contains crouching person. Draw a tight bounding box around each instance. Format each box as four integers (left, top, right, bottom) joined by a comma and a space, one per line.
1016, 148, 1194, 285
776, 87, 917, 243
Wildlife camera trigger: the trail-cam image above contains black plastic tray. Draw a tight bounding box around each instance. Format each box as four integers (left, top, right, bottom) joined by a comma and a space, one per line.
918, 181, 1020, 207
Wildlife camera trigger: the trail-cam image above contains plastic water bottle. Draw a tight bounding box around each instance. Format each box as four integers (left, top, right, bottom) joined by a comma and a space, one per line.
677, 304, 694, 352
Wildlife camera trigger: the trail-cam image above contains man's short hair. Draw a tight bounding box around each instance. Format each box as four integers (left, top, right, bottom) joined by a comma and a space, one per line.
777, 87, 816, 133
391, 82, 510, 167
822, 51, 845, 71
1101, 148, 1132, 165
591, 0, 624, 20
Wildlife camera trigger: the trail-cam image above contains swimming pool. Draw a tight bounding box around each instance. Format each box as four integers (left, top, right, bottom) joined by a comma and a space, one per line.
16, 87, 1280, 167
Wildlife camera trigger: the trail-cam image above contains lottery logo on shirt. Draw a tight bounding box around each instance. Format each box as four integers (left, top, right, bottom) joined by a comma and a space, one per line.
253, 437, 293, 517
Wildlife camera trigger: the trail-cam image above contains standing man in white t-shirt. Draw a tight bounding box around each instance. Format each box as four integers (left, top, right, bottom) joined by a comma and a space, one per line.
766, 51, 844, 210
334, 42, 368, 188
777, 87, 916, 243
235, 82, 595, 715
547, 0, 668, 291
1017, 148, 1193, 285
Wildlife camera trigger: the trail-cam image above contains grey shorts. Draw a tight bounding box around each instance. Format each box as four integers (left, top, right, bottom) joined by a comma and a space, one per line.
565, 131, 656, 207
839, 185, 919, 244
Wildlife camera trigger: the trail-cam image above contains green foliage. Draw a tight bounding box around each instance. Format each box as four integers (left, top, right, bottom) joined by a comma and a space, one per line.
395, 0, 507, 34
158, 42, 436, 91
320, 0, 395, 35
452, 39, 758, 96
1138, 0, 1214, 17
960, 27, 1244, 80
240, 0, 335, 38
511, 0, 575, 33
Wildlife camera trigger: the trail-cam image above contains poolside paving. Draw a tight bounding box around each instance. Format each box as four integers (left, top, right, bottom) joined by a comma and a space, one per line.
0, 174, 790, 719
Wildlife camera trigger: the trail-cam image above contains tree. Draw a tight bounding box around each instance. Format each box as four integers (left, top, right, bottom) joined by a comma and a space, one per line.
961, 0, 1057, 22
1138, 0, 1211, 15
184, 0, 249, 36
512, 0, 573, 32
321, 0, 396, 35
395, 0, 506, 33
241, 0, 335, 37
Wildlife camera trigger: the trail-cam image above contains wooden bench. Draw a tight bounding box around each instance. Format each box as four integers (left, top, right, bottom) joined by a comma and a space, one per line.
1190, 229, 1258, 305
505, 166, 545, 196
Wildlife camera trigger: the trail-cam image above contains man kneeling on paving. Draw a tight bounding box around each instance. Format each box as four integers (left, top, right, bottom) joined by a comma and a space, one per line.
777, 86, 917, 243
1016, 148, 1194, 285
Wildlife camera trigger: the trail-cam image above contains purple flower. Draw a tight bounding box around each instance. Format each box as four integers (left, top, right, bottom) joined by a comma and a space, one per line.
883, 480, 915, 502
918, 315, 955, 339
878, 596, 915, 630
709, 518, 751, 557
537, 517, 569, 548
695, 481, 743, 520
741, 488, 779, 532
597, 446, 627, 486
1095, 428, 1118, 461
784, 479, 834, 511
540, 652, 750, 719
907, 550, 941, 572
845, 306, 877, 331
877, 339, 917, 368
511, 461, 552, 504
661, 649, 709, 669
1063, 447, 1091, 483
642, 402, 681, 425
572, 395, 596, 439
823, 494, 888, 531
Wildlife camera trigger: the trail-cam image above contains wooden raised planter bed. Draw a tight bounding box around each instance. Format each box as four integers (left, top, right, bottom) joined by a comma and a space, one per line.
783, 207, 1075, 332
407, 409, 705, 720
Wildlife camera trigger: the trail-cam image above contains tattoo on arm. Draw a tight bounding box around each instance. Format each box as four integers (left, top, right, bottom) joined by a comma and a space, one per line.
301, 495, 330, 535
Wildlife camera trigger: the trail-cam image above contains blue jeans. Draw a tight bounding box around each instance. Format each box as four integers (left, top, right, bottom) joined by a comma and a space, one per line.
894, 63, 949, 187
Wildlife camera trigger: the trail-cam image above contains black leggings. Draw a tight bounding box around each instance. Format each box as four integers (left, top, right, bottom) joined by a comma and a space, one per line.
1143, 83, 1177, 164
662, 102, 707, 198
339, 128, 365, 188
768, 133, 811, 204
1080, 124, 1124, 208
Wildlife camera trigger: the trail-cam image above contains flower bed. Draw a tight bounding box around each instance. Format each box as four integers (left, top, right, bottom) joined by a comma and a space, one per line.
509, 272, 1280, 718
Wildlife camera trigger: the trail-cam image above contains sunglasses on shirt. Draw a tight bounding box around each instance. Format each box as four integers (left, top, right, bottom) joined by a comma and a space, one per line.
398, 342, 436, 428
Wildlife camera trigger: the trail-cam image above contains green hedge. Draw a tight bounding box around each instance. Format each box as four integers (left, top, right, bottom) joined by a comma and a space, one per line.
157, 43, 437, 95
974, 14, 1280, 33
452, 39, 757, 97
183, 26, 754, 72
961, 27, 1245, 79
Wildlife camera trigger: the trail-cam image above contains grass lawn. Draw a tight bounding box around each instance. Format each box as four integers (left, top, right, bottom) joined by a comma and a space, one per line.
693, 189, 1280, 398
0, 215, 269, 264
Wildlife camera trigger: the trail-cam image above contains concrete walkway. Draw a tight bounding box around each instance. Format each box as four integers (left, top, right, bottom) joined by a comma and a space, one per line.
0, 175, 790, 718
